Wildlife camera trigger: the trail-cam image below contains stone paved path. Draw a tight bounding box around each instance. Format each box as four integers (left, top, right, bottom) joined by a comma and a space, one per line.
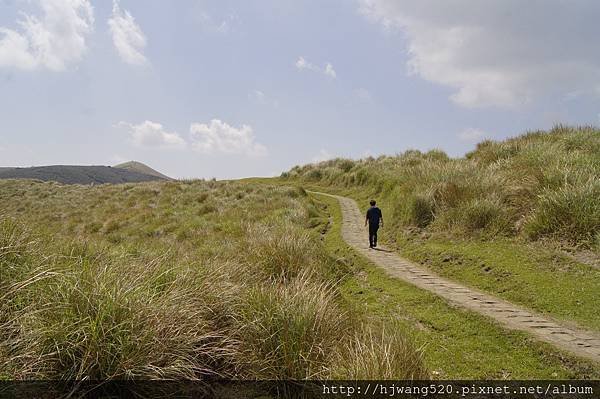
317, 192, 600, 363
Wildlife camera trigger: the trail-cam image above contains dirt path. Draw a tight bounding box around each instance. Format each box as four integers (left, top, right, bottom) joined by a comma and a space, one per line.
318, 192, 600, 363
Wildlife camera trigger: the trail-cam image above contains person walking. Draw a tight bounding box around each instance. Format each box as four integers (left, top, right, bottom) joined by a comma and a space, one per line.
365, 200, 383, 248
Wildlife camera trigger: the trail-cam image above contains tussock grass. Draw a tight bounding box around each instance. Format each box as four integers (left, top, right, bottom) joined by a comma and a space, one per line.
333, 325, 428, 379
241, 223, 325, 281
408, 194, 435, 228
0, 179, 426, 380
524, 178, 600, 245
238, 272, 345, 379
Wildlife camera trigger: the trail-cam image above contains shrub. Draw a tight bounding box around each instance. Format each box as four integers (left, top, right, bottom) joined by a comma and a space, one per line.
286, 186, 307, 198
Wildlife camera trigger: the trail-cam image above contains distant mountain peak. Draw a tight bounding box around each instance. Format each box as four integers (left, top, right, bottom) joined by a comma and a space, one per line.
0, 164, 168, 185
113, 161, 173, 180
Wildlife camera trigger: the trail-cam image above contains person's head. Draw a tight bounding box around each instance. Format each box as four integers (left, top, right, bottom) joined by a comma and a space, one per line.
370, 200, 376, 206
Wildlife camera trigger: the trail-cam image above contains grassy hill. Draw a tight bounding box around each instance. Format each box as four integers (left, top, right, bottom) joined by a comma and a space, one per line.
0, 179, 426, 380
0, 164, 167, 185
280, 126, 600, 333
114, 161, 173, 180
2, 125, 600, 382
2, 177, 598, 382
283, 125, 599, 251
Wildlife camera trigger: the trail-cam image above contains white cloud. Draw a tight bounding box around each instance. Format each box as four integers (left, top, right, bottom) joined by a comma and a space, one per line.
458, 128, 486, 142
249, 89, 279, 107
354, 88, 373, 103
250, 89, 266, 103
359, 0, 600, 108
324, 63, 337, 78
295, 56, 336, 79
119, 120, 185, 149
312, 149, 334, 163
190, 119, 267, 157
0, 0, 94, 71
295, 56, 317, 72
108, 0, 147, 65
197, 12, 237, 34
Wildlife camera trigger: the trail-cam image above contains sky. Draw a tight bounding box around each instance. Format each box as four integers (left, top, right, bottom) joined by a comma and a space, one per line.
1, 0, 599, 179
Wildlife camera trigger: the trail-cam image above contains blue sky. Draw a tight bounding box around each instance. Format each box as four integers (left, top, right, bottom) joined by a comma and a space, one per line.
1, 0, 599, 179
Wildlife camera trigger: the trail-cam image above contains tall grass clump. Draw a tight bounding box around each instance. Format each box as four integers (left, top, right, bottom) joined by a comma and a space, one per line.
241, 223, 326, 280
408, 194, 435, 228
459, 198, 509, 235
333, 325, 428, 379
5, 252, 242, 379
524, 178, 600, 246
238, 273, 345, 379
0, 218, 36, 285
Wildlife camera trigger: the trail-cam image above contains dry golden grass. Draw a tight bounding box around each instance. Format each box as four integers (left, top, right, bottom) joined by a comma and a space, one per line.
0, 179, 426, 380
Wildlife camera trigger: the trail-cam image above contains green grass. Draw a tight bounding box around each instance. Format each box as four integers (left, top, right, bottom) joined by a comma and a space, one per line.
284, 125, 600, 250
257, 177, 600, 339
395, 236, 600, 332
0, 179, 426, 380
3, 125, 599, 382
311, 192, 600, 379
278, 126, 600, 336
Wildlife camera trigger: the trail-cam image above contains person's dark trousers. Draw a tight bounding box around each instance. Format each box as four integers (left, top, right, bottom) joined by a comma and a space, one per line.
369, 224, 379, 247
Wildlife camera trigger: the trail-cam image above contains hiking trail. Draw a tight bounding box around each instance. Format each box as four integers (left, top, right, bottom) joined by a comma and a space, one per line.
317, 192, 600, 363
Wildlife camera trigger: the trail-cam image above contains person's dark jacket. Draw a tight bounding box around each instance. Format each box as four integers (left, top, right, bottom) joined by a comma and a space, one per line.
366, 206, 382, 227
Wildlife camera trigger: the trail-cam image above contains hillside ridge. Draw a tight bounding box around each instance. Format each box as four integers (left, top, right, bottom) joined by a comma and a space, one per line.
114, 161, 173, 180
0, 164, 167, 185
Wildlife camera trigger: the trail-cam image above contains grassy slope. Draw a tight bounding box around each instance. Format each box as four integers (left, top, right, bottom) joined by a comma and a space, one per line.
327, 187, 600, 333
0, 165, 164, 185
310, 192, 600, 379
114, 161, 173, 180
279, 126, 600, 333
0, 179, 426, 380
